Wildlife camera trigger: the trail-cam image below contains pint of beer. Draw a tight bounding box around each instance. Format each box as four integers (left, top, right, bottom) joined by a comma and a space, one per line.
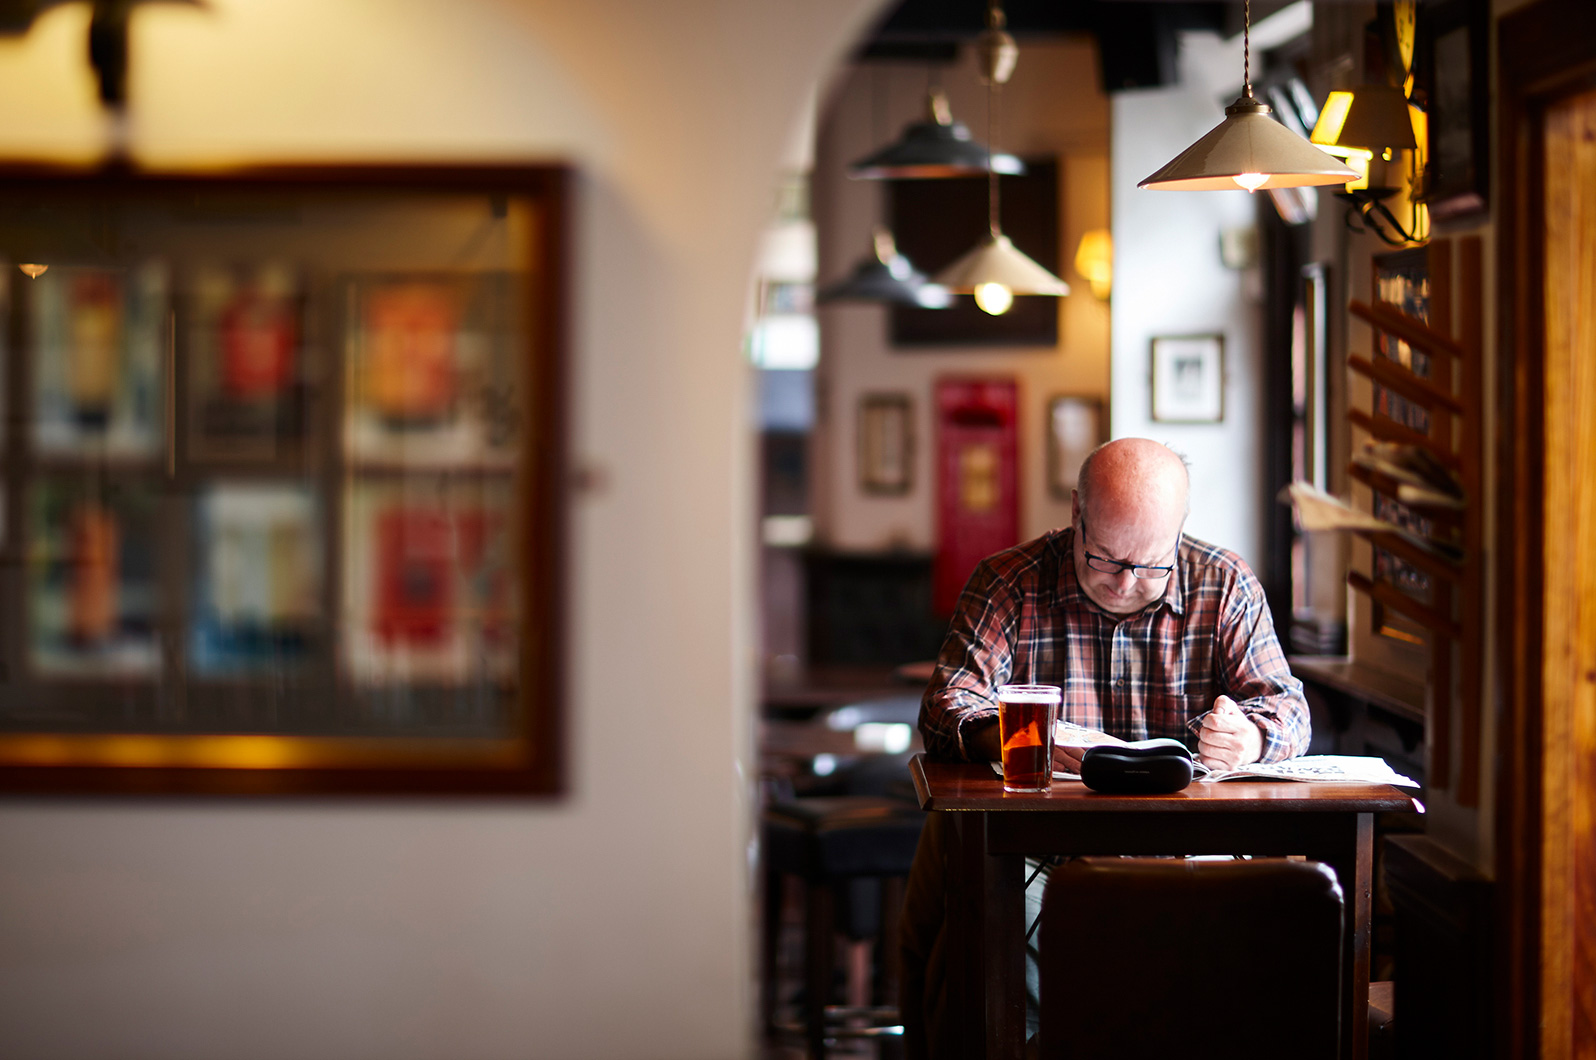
996, 684, 1061, 793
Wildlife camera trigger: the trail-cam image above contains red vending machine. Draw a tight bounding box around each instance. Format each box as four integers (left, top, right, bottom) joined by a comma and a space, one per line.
933, 377, 1020, 615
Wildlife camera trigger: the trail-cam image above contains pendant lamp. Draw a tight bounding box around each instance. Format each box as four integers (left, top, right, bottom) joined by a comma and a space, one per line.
1138, 0, 1357, 192
817, 225, 951, 308
933, 0, 1068, 316
821, 71, 950, 307
848, 86, 1024, 180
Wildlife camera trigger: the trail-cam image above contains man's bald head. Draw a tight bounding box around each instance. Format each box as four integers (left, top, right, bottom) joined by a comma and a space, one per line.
1075, 438, 1190, 532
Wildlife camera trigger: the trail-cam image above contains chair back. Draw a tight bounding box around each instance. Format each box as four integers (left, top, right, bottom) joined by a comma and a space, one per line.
1039, 857, 1344, 1059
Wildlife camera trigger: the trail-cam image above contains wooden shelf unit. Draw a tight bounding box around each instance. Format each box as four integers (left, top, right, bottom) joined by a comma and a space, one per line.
1344, 236, 1485, 805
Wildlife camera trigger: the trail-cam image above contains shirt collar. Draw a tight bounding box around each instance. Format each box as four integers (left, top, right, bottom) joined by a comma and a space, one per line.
1055, 525, 1186, 618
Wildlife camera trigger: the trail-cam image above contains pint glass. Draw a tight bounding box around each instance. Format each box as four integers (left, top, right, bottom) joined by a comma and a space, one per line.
996, 684, 1061, 793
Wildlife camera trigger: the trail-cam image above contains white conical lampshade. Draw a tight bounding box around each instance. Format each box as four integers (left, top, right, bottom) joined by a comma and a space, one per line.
933, 234, 1070, 296
1139, 95, 1358, 191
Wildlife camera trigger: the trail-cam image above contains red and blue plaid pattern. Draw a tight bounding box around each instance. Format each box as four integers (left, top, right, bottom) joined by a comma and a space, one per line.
919, 527, 1310, 763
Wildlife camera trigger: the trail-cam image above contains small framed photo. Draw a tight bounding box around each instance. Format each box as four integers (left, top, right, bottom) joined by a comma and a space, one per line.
858, 393, 913, 495
1150, 334, 1225, 424
1046, 396, 1103, 500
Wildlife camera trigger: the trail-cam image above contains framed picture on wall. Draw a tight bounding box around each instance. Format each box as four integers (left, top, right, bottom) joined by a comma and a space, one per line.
0, 164, 569, 796
858, 393, 912, 495
1045, 395, 1103, 500
1150, 334, 1224, 423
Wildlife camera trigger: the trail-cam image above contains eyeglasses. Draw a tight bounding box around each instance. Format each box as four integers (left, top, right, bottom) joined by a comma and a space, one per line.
1079, 519, 1177, 580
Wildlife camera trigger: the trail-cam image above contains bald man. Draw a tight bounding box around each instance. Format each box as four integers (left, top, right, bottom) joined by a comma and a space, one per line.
901, 438, 1309, 1058
920, 436, 1308, 774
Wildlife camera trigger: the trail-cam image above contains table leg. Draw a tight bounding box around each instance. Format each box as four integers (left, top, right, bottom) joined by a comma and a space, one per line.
1320, 812, 1374, 1060
982, 837, 1025, 1060
943, 812, 986, 1058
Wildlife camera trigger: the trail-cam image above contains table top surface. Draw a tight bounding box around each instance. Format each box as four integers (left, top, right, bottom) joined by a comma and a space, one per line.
910, 755, 1420, 814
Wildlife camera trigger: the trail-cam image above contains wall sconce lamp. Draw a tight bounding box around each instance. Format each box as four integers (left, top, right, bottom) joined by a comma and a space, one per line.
1138, 0, 1357, 192
1073, 230, 1111, 301
1309, 85, 1426, 245
932, 0, 1068, 316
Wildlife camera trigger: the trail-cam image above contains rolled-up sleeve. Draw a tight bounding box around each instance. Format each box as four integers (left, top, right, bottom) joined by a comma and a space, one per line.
1214, 573, 1311, 762
918, 561, 1020, 761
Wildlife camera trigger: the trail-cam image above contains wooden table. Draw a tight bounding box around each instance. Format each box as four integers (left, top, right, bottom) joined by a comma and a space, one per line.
909, 755, 1420, 1060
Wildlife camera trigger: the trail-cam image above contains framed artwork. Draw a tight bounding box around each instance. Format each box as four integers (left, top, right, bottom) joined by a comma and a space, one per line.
29, 263, 167, 460
1150, 335, 1224, 423
343, 272, 520, 469
858, 393, 912, 495
1046, 395, 1103, 500
0, 165, 568, 795
183, 262, 311, 464
341, 475, 517, 687
27, 476, 161, 677
189, 482, 324, 676
1415, 0, 1489, 221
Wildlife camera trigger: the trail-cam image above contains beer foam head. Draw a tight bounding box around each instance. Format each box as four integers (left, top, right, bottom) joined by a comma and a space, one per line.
995, 683, 1061, 704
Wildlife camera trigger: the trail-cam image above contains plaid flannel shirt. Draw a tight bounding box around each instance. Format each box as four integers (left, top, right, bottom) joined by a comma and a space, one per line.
919, 527, 1309, 764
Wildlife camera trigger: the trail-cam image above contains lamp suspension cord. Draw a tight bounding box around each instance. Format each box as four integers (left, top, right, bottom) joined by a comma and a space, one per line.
987, 73, 1001, 238
1243, 0, 1252, 97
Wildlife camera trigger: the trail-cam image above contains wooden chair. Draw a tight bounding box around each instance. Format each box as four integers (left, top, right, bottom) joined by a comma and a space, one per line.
1039, 857, 1344, 1059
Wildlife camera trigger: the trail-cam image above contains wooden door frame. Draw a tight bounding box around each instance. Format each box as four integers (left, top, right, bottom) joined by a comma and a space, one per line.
1496, 2, 1596, 1055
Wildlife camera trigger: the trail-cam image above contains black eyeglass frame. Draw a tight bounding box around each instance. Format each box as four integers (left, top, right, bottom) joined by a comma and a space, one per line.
1077, 518, 1179, 580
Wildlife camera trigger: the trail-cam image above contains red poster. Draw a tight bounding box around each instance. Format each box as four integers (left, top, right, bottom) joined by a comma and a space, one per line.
934, 378, 1020, 615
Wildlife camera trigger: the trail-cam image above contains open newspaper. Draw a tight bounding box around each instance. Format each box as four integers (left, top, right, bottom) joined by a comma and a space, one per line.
1049, 720, 1418, 787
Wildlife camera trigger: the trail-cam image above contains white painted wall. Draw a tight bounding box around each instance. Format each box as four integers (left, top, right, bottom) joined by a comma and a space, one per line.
812, 40, 1113, 553
0, 2, 884, 1057
1110, 33, 1268, 570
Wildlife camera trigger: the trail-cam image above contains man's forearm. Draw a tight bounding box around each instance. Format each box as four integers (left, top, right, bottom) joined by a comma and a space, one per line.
965, 717, 1000, 762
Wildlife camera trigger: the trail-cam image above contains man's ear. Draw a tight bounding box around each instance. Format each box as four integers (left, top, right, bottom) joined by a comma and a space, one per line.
1070, 490, 1080, 526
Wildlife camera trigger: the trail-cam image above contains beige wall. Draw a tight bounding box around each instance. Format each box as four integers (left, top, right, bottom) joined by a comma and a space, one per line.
811, 39, 1113, 553
0, 1, 884, 1057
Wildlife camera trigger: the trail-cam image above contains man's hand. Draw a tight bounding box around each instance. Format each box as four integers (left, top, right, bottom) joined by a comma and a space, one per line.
1054, 741, 1089, 775
1196, 695, 1263, 770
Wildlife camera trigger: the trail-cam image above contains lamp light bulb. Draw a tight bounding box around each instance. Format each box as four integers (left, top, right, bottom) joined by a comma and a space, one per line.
1233, 172, 1269, 192
974, 282, 1013, 315
17, 263, 47, 279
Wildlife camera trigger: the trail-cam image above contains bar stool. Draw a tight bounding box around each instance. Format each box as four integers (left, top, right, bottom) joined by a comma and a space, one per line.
762, 795, 924, 1058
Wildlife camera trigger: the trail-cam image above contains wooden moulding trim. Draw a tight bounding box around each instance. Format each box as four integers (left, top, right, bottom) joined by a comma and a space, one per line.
1347, 410, 1465, 472
1349, 353, 1467, 415
1346, 570, 1463, 641
1349, 298, 1466, 360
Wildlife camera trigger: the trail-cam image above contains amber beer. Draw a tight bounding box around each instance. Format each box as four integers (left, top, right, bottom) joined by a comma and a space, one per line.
996, 684, 1061, 793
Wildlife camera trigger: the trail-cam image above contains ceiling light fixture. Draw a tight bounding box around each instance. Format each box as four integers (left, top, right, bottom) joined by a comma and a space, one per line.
1138, 0, 1357, 193
821, 71, 950, 307
932, 0, 1068, 317
817, 225, 950, 307
848, 83, 1024, 180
